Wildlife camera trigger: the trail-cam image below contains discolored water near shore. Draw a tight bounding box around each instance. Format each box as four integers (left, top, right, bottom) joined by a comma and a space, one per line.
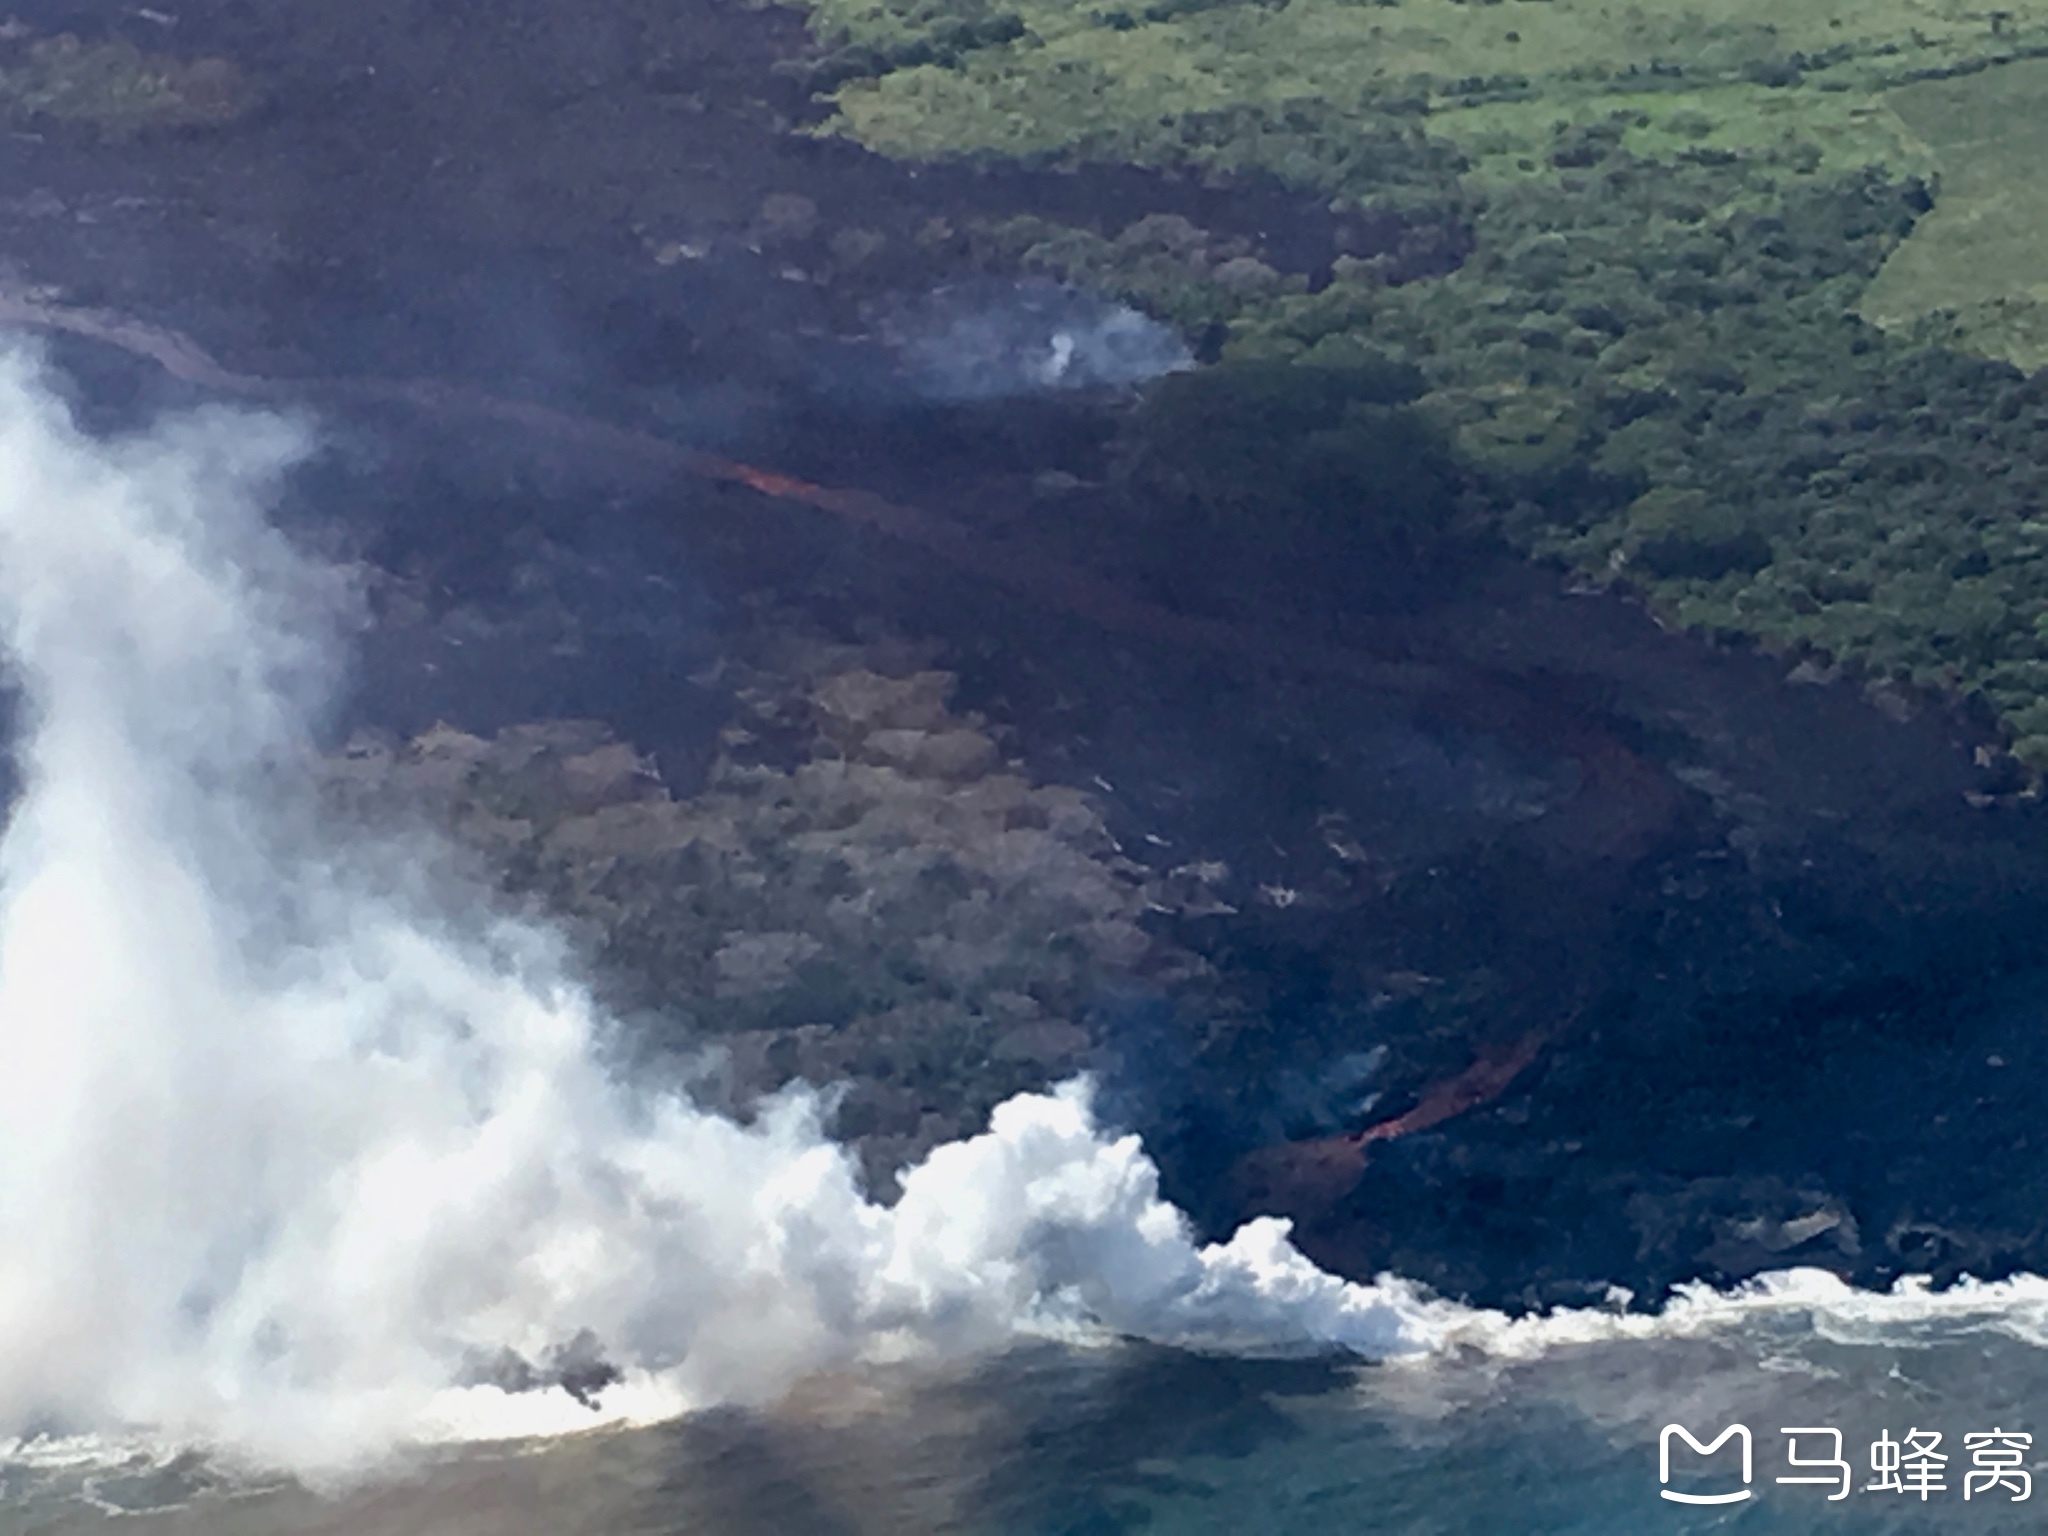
17, 1302, 2048, 1535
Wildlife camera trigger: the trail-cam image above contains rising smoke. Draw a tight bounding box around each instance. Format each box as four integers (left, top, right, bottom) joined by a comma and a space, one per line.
0, 346, 1462, 1479
881, 280, 1193, 401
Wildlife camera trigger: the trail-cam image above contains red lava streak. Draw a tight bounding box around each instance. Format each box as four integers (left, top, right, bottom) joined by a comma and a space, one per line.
1228, 1028, 1554, 1222
0, 285, 1657, 1236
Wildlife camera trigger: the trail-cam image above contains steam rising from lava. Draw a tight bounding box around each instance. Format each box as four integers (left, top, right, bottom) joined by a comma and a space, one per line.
0, 345, 1455, 1475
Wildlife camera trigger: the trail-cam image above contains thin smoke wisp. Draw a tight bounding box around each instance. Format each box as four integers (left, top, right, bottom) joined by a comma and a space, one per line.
884, 280, 1192, 400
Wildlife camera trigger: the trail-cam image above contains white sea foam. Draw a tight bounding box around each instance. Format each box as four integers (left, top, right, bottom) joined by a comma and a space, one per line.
1396, 1265, 2048, 1370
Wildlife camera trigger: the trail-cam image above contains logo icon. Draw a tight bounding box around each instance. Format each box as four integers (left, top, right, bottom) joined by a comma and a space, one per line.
1660, 1424, 1754, 1505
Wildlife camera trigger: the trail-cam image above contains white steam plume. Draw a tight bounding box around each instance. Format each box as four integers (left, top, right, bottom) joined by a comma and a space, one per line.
0, 345, 1462, 1478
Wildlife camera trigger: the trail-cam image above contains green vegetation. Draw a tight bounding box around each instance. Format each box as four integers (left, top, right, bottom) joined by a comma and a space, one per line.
1859, 59, 2048, 371
1113, 356, 1472, 568
0, 32, 253, 137
1120, 356, 1421, 494
788, 0, 2048, 770
323, 651, 1208, 1153
800, 0, 1986, 177
961, 211, 1312, 331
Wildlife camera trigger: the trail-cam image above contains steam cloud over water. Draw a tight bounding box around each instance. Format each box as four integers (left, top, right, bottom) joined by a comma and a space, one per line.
0, 347, 1464, 1476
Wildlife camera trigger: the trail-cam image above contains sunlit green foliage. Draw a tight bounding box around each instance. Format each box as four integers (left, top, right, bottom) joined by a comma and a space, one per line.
1859, 59, 2048, 370
799, 0, 2019, 178
788, 0, 2048, 766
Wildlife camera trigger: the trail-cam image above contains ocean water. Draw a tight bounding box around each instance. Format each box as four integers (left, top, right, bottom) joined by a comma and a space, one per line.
10, 1292, 2048, 1534
0, 339, 2043, 1535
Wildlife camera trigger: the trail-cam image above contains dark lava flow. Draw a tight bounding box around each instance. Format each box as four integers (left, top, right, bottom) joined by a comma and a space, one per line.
1, 0, 2047, 1314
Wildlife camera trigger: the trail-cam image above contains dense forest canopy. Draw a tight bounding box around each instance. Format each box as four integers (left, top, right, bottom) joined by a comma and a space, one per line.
790, 0, 2048, 770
